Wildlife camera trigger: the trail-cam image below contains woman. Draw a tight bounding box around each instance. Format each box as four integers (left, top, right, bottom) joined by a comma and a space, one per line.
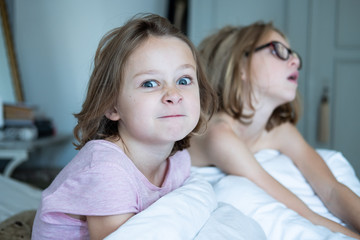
189, 21, 360, 239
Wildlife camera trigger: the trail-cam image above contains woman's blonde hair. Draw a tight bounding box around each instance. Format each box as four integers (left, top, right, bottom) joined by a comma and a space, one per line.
199, 21, 300, 130
73, 13, 217, 154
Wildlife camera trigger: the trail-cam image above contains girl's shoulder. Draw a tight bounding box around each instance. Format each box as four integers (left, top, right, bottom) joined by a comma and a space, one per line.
189, 114, 241, 166
72, 140, 130, 170
197, 118, 242, 154
266, 122, 303, 150
192, 114, 248, 160
269, 122, 299, 139
207, 113, 241, 137
83, 139, 123, 151
80, 140, 126, 157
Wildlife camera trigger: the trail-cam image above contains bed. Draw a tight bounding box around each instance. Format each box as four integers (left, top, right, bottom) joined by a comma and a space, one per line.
1, 149, 359, 239
105, 174, 266, 240
211, 149, 360, 239
0, 174, 42, 239
0, 171, 265, 240
106, 149, 360, 239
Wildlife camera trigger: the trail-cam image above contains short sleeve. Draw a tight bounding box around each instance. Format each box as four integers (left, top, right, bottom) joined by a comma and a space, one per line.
42, 162, 139, 216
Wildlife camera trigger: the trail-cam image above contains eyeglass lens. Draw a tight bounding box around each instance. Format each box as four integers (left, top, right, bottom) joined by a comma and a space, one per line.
274, 42, 302, 69
274, 43, 289, 60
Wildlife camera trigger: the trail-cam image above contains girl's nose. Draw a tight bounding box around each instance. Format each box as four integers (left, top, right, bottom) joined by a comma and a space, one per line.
290, 53, 302, 70
162, 87, 183, 104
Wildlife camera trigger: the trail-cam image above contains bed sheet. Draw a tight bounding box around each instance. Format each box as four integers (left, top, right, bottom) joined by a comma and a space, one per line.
197, 149, 360, 240
0, 175, 42, 223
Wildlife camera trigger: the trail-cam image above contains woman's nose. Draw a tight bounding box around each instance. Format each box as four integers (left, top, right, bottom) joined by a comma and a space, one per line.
162, 87, 183, 104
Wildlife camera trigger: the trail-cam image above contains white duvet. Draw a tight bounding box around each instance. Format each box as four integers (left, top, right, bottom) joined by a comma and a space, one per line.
212, 149, 360, 239
106, 149, 360, 239
105, 175, 266, 240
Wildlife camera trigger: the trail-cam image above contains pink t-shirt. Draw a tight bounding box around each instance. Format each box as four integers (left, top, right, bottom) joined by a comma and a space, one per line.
32, 140, 190, 239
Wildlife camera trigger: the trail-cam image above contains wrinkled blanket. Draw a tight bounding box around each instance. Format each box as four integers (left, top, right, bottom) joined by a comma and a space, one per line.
105, 175, 266, 240
106, 149, 360, 239
198, 149, 360, 239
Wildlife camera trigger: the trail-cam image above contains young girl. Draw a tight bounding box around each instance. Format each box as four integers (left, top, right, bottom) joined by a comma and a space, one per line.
32, 13, 215, 240
189, 22, 360, 239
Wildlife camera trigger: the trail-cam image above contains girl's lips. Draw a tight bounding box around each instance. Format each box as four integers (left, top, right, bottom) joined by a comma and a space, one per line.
159, 115, 185, 118
287, 71, 299, 83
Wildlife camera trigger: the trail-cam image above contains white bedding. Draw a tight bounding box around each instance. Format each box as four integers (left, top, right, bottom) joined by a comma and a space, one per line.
3, 148, 357, 239
0, 175, 42, 223
105, 175, 266, 240
108, 149, 360, 239
204, 149, 360, 239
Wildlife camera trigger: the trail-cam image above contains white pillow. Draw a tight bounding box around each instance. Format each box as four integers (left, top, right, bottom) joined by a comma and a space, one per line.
105, 175, 217, 240
194, 202, 266, 240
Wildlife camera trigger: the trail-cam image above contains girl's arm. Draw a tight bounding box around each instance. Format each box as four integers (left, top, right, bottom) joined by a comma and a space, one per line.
203, 122, 360, 239
277, 122, 360, 233
87, 213, 135, 240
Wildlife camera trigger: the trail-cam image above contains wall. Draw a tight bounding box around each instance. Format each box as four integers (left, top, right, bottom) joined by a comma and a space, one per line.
189, 0, 287, 46
189, 0, 308, 133
12, 0, 167, 168
11, 0, 360, 176
307, 0, 360, 175
188, 0, 360, 177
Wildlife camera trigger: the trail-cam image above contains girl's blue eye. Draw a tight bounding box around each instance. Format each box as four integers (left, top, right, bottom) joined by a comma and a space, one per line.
177, 77, 191, 85
142, 80, 159, 88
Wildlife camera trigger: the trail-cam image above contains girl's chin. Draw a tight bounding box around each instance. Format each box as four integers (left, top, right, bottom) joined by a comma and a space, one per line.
284, 88, 297, 101
277, 93, 297, 106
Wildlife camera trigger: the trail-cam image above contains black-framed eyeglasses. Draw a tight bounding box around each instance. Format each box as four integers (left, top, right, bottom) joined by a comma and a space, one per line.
248, 41, 302, 70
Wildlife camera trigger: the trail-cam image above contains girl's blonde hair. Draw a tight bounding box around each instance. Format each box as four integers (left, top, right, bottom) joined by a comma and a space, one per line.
73, 13, 217, 154
199, 21, 300, 130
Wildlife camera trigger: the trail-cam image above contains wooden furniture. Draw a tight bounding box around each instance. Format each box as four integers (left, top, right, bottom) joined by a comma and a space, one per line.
0, 134, 72, 177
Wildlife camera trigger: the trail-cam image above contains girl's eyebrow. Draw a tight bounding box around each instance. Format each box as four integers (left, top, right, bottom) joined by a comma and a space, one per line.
133, 64, 196, 79
133, 70, 158, 79
177, 64, 196, 72
174, 64, 197, 75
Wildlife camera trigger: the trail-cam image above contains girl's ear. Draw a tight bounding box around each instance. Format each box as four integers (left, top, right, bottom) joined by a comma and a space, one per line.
105, 107, 121, 121
241, 70, 247, 82
240, 58, 248, 82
